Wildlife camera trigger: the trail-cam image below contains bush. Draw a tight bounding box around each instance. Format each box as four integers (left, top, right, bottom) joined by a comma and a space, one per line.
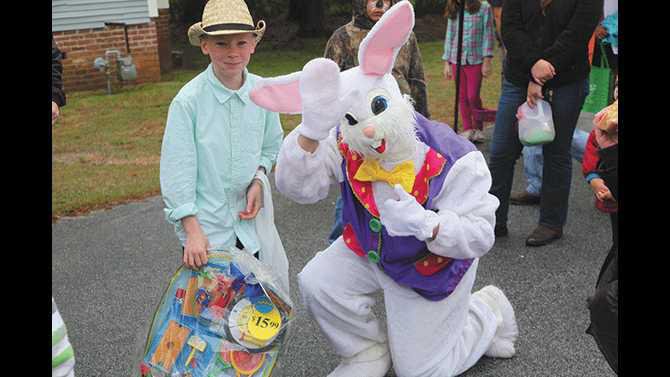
413, 0, 447, 17
326, 0, 351, 17
169, 0, 291, 27
169, 0, 207, 26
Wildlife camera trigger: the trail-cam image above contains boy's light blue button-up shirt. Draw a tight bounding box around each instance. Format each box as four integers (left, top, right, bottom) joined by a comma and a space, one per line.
160, 64, 284, 252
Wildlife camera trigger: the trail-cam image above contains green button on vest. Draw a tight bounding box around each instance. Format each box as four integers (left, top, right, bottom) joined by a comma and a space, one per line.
367, 250, 380, 264
369, 218, 382, 233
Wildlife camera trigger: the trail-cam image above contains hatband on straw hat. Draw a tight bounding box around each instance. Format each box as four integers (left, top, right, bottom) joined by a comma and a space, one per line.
188, 0, 266, 46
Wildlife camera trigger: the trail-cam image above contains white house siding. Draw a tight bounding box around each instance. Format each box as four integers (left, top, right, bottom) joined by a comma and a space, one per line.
52, 0, 151, 32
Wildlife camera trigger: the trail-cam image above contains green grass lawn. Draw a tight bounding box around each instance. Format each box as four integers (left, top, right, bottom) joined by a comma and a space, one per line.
53, 39, 503, 218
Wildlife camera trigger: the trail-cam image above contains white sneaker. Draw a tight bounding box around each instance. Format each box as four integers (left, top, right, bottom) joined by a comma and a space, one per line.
473, 285, 519, 358
327, 342, 392, 377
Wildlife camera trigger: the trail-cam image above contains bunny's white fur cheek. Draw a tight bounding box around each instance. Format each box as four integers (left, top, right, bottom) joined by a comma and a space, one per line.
341, 89, 417, 162
336, 72, 411, 158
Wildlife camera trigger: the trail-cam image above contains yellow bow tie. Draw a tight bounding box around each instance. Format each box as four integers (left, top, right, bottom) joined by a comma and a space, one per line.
354, 159, 415, 193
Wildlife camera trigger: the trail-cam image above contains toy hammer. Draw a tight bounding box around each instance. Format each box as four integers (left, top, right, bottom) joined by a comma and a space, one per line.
185, 335, 207, 367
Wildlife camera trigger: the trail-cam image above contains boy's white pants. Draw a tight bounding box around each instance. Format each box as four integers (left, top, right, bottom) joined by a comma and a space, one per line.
298, 237, 499, 377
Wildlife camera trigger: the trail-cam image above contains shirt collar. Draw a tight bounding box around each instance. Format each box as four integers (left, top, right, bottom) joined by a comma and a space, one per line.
206, 64, 252, 105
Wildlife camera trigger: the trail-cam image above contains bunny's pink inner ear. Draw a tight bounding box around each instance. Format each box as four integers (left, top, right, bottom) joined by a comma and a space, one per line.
250, 74, 302, 114
359, 1, 415, 76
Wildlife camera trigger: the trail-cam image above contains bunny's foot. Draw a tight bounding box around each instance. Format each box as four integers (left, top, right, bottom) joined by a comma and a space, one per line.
327, 342, 392, 377
473, 285, 519, 359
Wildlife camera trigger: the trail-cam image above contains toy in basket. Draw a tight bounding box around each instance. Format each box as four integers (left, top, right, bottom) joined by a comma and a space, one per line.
139, 250, 294, 377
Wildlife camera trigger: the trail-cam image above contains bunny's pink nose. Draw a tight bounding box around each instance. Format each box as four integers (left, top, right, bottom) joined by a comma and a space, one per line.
362, 126, 376, 139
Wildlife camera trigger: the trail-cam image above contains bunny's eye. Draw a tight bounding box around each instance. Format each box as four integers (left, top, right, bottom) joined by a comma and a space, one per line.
345, 113, 358, 126
371, 96, 389, 115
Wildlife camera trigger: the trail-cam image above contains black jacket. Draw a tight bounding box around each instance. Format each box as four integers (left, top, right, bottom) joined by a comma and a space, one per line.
501, 0, 602, 89
597, 144, 618, 202
52, 36, 66, 107
586, 240, 618, 374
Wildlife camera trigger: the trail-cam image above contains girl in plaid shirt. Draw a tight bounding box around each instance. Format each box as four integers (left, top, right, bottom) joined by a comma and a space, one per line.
443, 0, 495, 143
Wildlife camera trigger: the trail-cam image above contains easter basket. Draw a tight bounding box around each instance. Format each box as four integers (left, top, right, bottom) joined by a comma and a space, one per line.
137, 250, 294, 377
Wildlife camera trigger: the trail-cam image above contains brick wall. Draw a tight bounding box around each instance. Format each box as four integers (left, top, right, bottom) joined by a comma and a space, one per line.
54, 22, 162, 92
153, 8, 172, 73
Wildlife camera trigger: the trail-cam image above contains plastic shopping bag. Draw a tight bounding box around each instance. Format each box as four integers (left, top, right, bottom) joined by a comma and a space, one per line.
517, 99, 555, 146
254, 171, 289, 295
137, 250, 295, 377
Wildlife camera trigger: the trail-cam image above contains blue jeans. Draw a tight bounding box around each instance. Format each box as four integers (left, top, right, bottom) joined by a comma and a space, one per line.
488, 78, 588, 229
523, 128, 589, 195
328, 196, 344, 243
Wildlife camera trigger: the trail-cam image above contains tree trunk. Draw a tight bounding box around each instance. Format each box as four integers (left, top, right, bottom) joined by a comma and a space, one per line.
289, 0, 325, 37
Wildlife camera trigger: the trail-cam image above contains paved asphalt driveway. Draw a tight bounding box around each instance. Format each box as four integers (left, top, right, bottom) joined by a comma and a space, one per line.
52, 113, 616, 376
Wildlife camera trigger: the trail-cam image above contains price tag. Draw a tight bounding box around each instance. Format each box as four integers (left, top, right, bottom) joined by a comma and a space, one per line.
247, 306, 282, 341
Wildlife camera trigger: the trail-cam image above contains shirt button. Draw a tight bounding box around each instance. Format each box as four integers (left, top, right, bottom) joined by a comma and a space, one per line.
367, 250, 380, 264
369, 218, 382, 233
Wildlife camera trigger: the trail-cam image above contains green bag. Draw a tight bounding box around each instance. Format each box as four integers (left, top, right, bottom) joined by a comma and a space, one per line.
583, 43, 613, 113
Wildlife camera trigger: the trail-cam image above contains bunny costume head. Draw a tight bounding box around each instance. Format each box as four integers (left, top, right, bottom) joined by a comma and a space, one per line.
250, 1, 420, 164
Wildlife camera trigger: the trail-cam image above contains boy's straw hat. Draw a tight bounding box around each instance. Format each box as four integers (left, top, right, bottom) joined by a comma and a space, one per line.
188, 0, 265, 46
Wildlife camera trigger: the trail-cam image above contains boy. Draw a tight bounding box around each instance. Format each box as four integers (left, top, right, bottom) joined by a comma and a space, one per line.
160, 0, 284, 269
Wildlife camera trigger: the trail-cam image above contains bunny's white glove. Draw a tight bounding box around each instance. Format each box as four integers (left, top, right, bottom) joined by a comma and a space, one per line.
298, 58, 359, 141
378, 185, 441, 241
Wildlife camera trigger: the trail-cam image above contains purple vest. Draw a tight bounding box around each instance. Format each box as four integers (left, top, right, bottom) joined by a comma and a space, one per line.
339, 113, 477, 301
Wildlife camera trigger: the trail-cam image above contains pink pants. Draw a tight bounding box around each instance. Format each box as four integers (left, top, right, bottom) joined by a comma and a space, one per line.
452, 63, 484, 131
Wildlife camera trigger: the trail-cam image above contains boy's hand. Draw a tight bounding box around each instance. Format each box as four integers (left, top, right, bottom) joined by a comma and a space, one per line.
239, 179, 263, 220
182, 217, 210, 269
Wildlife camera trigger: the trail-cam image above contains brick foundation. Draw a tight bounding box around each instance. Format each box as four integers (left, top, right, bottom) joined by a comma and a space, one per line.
54, 22, 162, 92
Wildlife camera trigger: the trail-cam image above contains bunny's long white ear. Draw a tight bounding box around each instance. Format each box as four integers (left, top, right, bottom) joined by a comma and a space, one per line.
358, 1, 415, 77
250, 71, 303, 114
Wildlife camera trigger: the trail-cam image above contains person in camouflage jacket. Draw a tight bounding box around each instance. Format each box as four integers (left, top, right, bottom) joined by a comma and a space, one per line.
324, 0, 430, 118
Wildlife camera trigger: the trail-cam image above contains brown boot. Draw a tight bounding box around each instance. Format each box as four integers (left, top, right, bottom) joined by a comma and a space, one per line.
510, 191, 540, 206
526, 224, 563, 247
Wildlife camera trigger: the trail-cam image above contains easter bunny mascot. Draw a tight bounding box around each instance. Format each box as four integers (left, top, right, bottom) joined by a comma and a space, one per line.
250, 2, 518, 376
